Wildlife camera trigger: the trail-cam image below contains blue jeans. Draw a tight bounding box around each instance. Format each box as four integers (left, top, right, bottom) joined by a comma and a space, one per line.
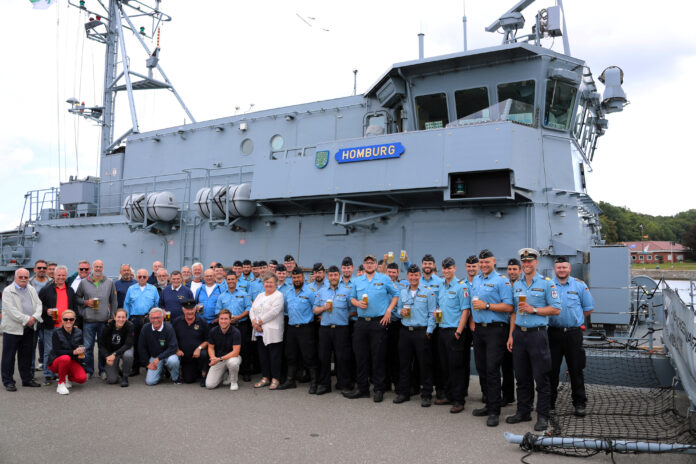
43, 327, 56, 379
145, 355, 180, 385
83, 322, 105, 375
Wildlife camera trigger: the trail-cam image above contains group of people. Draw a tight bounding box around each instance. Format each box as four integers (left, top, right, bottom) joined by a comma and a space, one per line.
0, 248, 593, 432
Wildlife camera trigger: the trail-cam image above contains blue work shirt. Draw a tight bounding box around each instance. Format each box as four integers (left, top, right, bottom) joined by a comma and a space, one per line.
216, 288, 252, 322
339, 277, 357, 321
158, 285, 194, 321
436, 277, 471, 329
470, 270, 513, 324
124, 284, 159, 317
549, 276, 594, 328
216, 280, 228, 293
513, 273, 562, 327
420, 274, 444, 300
315, 285, 352, 326
308, 279, 329, 294
286, 285, 315, 325
241, 272, 255, 283
248, 279, 265, 302
195, 284, 224, 323
350, 272, 399, 318
398, 285, 436, 333
389, 279, 409, 321
276, 282, 292, 315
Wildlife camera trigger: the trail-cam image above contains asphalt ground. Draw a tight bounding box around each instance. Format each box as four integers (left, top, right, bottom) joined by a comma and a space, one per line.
0, 341, 692, 464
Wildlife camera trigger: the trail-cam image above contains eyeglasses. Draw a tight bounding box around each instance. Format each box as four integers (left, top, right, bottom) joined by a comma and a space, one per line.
17, 276, 29, 279
137, 276, 148, 279
62, 318, 75, 322
36, 266, 47, 270
79, 267, 89, 271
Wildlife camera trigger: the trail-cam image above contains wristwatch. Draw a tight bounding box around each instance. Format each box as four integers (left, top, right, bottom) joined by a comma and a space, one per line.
485, 303, 490, 310
197, 345, 203, 351
533, 307, 538, 314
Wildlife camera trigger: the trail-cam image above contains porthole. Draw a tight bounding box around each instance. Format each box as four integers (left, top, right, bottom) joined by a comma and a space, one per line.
241, 138, 254, 155
270, 134, 284, 151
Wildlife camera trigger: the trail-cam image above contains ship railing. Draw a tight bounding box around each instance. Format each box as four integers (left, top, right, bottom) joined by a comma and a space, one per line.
270, 145, 316, 160
20, 187, 60, 223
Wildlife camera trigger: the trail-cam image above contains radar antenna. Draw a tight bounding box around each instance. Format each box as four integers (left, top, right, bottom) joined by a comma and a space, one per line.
485, 0, 536, 44
66, 0, 195, 158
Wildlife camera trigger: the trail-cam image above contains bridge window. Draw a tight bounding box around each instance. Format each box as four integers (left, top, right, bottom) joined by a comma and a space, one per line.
544, 80, 578, 131
455, 87, 490, 120
365, 113, 387, 136
497, 80, 535, 125
241, 138, 254, 155
415, 93, 449, 130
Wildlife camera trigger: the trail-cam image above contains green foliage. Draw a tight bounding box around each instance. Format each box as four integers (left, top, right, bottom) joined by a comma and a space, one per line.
598, 202, 696, 245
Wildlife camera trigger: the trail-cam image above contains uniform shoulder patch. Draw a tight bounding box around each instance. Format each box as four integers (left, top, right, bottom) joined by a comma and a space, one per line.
459, 280, 466, 284
545, 277, 551, 281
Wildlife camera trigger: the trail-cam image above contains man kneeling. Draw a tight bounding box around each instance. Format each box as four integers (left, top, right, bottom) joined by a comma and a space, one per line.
206, 309, 242, 390
139, 307, 181, 385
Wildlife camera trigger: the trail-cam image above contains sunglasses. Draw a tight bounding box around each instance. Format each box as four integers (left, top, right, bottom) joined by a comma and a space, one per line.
17, 276, 29, 279
79, 267, 89, 271
137, 276, 148, 279
36, 266, 47, 270
63, 318, 75, 322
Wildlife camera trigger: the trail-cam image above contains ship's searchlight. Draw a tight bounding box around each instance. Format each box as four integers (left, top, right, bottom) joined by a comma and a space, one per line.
598, 66, 627, 113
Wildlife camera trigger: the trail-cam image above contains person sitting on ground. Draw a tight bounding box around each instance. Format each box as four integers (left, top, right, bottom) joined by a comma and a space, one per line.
205, 309, 242, 391
48, 310, 87, 395
99, 308, 135, 387
138, 307, 181, 386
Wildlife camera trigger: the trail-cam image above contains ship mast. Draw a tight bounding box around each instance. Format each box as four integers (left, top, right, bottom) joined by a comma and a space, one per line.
67, 0, 195, 159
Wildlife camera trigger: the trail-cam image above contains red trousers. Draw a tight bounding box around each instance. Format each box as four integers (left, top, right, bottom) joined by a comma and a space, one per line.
49, 355, 87, 384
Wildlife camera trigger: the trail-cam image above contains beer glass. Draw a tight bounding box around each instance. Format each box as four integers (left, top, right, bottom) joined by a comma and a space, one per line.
165, 311, 171, 322
472, 296, 480, 310
93, 298, 100, 310
403, 304, 411, 318
326, 299, 333, 313
77, 345, 86, 359
51, 308, 58, 322
387, 252, 394, 263
435, 309, 443, 324
518, 294, 527, 314
362, 293, 368, 305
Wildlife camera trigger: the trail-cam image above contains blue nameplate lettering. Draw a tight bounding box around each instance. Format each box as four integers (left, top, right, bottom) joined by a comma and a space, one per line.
335, 142, 404, 164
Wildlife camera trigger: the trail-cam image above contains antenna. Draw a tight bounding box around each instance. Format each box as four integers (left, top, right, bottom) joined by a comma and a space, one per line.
462, 0, 467, 51
353, 69, 358, 96
65, 0, 195, 160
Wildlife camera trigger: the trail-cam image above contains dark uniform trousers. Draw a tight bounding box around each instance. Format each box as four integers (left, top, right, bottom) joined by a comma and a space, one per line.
180, 349, 210, 383
284, 324, 318, 371
512, 326, 552, 418
501, 348, 515, 402
353, 318, 388, 393
348, 319, 357, 386
318, 325, 351, 389
234, 321, 253, 376
473, 323, 508, 415
438, 327, 471, 404
430, 327, 444, 397
386, 319, 401, 389
1, 327, 35, 386
548, 326, 586, 408
398, 325, 433, 398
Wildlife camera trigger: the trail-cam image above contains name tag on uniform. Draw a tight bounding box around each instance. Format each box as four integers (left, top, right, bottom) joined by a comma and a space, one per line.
485, 283, 495, 288
568, 291, 578, 295
374, 283, 383, 287
532, 288, 544, 292
416, 294, 427, 298
236, 295, 244, 299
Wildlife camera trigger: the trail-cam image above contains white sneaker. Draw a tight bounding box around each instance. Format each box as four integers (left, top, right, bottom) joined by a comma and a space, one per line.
56, 382, 69, 395
65, 378, 73, 389
229, 383, 239, 391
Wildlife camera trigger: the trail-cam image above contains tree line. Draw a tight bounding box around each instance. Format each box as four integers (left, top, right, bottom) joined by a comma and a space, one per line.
598, 202, 696, 254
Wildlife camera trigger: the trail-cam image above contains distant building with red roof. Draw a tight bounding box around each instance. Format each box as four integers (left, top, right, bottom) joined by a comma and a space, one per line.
621, 241, 686, 263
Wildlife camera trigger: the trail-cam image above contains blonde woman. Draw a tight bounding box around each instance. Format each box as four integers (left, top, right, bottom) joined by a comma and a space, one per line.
250, 272, 284, 389
48, 310, 87, 394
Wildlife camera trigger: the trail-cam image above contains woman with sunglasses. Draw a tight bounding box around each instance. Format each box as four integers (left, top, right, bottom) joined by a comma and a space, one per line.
48, 310, 87, 394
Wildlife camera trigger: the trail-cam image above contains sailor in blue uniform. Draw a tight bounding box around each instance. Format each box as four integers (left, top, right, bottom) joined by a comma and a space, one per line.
433, 257, 471, 414
313, 266, 353, 395
392, 264, 437, 407
470, 249, 514, 427
385, 262, 408, 391
308, 263, 329, 293
283, 255, 297, 286
500, 258, 521, 406
505, 248, 561, 432
549, 256, 594, 417
247, 264, 265, 303
420, 254, 444, 399
216, 272, 253, 381
344, 254, 399, 402
277, 268, 318, 393
340, 256, 357, 391
194, 269, 223, 325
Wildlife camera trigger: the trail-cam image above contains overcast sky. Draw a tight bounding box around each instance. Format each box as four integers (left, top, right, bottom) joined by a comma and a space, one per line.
1, 0, 694, 232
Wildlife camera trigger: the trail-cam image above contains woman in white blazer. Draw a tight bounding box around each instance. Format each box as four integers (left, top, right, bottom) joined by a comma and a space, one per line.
250, 272, 285, 389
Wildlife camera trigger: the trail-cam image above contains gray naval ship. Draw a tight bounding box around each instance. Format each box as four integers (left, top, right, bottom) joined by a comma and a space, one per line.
3, 3, 631, 331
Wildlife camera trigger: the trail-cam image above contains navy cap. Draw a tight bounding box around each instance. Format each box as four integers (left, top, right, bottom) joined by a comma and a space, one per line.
479, 249, 494, 259
327, 265, 340, 274
291, 267, 303, 275
341, 257, 353, 266
518, 248, 540, 261
312, 262, 325, 272
441, 257, 456, 268
407, 264, 421, 273
275, 264, 287, 272
284, 255, 295, 262
554, 256, 570, 264
421, 254, 436, 263
465, 255, 479, 264
181, 299, 197, 308
507, 258, 521, 267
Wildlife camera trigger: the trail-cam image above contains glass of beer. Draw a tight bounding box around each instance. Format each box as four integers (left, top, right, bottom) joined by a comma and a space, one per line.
400, 250, 406, 262
435, 309, 443, 324
77, 345, 86, 359
518, 294, 527, 314
326, 299, 333, 313
387, 251, 394, 263
92, 298, 100, 310
362, 293, 368, 305
51, 308, 58, 322
196, 304, 203, 314
403, 304, 411, 318
165, 311, 171, 322
472, 296, 480, 310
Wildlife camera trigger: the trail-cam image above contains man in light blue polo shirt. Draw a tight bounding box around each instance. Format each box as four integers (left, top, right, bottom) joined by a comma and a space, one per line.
505, 248, 561, 432
549, 256, 594, 417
